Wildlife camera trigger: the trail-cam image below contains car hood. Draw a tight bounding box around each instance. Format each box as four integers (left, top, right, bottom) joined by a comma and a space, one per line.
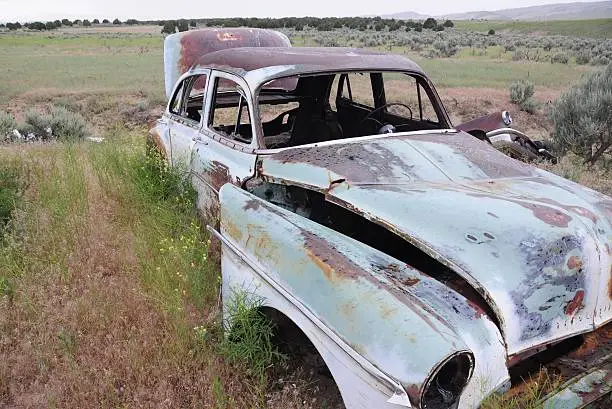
259, 131, 612, 355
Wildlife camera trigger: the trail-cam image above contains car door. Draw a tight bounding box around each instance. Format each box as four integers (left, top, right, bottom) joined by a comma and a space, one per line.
167, 71, 210, 169
190, 71, 258, 225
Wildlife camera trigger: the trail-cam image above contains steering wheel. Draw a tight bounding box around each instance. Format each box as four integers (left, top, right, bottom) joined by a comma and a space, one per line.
359, 102, 413, 129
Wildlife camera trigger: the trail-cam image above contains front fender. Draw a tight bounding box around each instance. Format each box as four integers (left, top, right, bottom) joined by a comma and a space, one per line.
217, 184, 509, 408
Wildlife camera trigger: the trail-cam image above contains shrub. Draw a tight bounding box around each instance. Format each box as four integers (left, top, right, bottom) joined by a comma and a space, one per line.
0, 112, 17, 142
549, 64, 612, 165
575, 51, 591, 65
591, 55, 610, 66
551, 52, 569, 64
509, 79, 534, 104
509, 79, 538, 113
443, 19, 454, 28
432, 39, 459, 57
488, 29, 495, 35
512, 49, 526, 61
22, 106, 87, 140
112, 18, 121, 25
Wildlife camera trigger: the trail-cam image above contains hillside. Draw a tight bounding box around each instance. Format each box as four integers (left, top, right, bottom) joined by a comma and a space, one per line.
384, 1, 612, 21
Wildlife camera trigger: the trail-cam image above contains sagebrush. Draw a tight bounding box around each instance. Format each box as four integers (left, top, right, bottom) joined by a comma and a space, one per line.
549, 63, 612, 165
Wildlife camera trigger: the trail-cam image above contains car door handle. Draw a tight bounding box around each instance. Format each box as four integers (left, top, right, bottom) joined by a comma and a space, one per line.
193, 136, 208, 145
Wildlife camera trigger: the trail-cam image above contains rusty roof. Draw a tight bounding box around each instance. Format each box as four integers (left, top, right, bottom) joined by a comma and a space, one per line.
193, 47, 425, 78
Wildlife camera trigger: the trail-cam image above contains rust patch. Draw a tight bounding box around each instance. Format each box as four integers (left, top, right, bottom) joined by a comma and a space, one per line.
402, 277, 420, 287
242, 199, 260, 212
302, 231, 365, 283
569, 322, 612, 360
208, 160, 231, 191
523, 203, 572, 228
267, 140, 421, 184
564, 289, 585, 316
567, 255, 583, 270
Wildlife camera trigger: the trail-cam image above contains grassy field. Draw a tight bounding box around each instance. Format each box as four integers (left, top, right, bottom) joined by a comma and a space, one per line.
454, 18, 612, 38
1, 22, 611, 408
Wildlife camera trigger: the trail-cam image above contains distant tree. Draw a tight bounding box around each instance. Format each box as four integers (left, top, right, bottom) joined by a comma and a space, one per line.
102, 19, 110, 24
83, 19, 91, 27
29, 22, 46, 30
73, 19, 81, 25
189, 20, 196, 27
423, 17, 437, 29
433, 25, 445, 31
414, 23, 423, 32
6, 23, 16, 30
295, 23, 303, 31
0, 23, 5, 28
54, 20, 61, 27
443, 19, 454, 28
15, 22, 22, 29
61, 19, 72, 26
488, 28, 496, 35
112, 18, 121, 25
126, 19, 139, 25
177, 19, 189, 32
45, 21, 56, 30
161, 20, 177, 34
92, 19, 100, 24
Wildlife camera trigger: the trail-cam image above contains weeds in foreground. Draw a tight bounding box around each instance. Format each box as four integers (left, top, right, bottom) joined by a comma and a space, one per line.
220, 290, 286, 380
0, 159, 21, 230
481, 369, 563, 409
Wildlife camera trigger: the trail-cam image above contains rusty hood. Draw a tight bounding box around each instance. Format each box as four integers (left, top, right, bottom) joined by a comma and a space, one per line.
258, 131, 612, 356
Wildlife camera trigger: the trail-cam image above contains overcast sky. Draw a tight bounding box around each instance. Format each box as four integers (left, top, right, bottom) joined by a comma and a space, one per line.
0, 0, 601, 22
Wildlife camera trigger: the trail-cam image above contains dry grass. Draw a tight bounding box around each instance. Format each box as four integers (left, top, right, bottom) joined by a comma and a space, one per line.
0, 128, 340, 409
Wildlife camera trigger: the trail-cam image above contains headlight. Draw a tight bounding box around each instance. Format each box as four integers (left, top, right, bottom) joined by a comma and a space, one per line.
421, 352, 474, 409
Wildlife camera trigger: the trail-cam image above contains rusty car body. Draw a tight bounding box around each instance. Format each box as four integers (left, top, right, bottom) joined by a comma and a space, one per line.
150, 29, 612, 409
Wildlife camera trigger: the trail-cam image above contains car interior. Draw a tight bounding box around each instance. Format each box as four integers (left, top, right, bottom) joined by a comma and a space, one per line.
173, 71, 448, 149
258, 71, 447, 149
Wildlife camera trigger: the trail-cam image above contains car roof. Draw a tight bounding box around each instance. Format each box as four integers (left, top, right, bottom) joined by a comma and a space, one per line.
192, 47, 426, 87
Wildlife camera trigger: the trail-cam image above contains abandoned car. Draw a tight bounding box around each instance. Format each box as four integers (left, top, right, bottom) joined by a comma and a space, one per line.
150, 29, 612, 408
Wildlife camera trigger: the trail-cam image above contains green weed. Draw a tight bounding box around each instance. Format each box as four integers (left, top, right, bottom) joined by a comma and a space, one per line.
221, 290, 286, 380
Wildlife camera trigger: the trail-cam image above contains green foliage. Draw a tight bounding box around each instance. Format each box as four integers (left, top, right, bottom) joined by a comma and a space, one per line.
549, 64, 612, 165
112, 18, 121, 25
22, 106, 87, 140
220, 291, 285, 379
551, 52, 569, 64
0, 159, 21, 230
488, 29, 496, 35
0, 112, 17, 142
509, 79, 538, 113
443, 19, 454, 28
423, 18, 437, 30
431, 39, 459, 57
591, 55, 610, 66
575, 51, 591, 64
509, 79, 534, 103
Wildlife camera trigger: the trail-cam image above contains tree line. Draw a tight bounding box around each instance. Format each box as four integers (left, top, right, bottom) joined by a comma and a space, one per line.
2, 16, 455, 33
2, 18, 134, 30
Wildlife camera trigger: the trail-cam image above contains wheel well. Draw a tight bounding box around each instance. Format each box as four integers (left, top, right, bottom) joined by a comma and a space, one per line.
258, 306, 345, 408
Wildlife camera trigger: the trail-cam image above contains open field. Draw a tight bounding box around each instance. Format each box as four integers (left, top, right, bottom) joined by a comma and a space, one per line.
1, 22, 612, 408
454, 18, 612, 38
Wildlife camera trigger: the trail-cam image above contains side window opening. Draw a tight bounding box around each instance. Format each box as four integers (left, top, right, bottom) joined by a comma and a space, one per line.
169, 74, 207, 124
169, 81, 185, 115
209, 77, 253, 144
